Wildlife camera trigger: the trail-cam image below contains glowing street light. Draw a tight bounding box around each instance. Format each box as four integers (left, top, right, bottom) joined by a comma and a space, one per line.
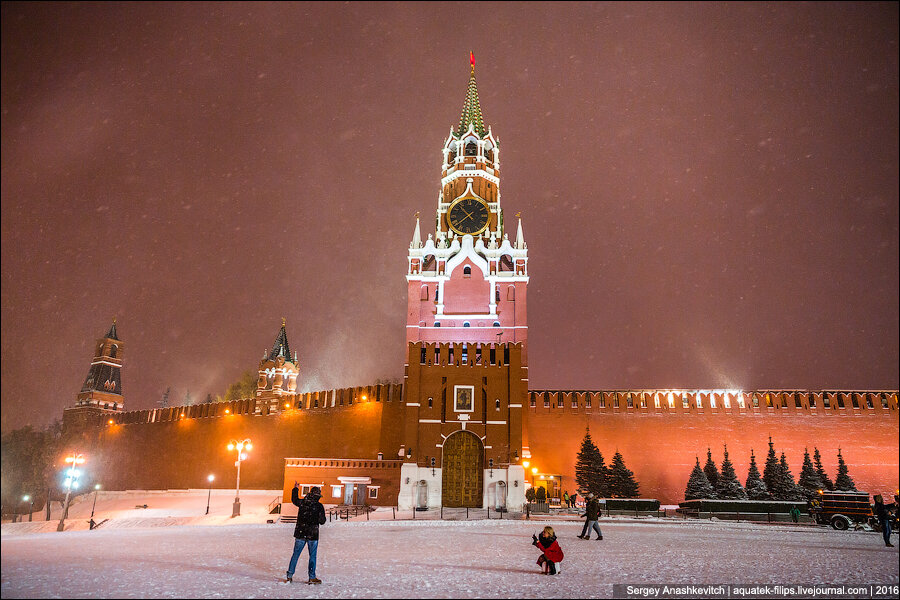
22, 495, 34, 522
57, 452, 86, 532
227, 439, 252, 517
206, 474, 215, 515
90, 484, 102, 518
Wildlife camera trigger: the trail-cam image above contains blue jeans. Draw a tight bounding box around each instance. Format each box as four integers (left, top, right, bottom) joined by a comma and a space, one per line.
881, 519, 892, 545
287, 538, 318, 579
580, 520, 602, 538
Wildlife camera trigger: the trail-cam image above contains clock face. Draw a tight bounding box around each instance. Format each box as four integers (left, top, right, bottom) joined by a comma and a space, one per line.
447, 196, 490, 235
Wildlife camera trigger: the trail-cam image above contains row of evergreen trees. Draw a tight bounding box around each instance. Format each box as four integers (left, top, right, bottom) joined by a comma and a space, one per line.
574, 430, 640, 498
685, 437, 857, 501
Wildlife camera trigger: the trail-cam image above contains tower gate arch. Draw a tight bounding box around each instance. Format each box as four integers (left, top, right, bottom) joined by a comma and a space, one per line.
441, 430, 484, 507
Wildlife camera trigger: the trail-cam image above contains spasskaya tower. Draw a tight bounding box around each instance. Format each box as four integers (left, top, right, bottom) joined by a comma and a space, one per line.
406, 53, 529, 361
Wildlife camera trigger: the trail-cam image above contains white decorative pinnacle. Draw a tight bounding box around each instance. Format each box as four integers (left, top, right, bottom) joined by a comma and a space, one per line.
410, 215, 422, 249
515, 216, 526, 250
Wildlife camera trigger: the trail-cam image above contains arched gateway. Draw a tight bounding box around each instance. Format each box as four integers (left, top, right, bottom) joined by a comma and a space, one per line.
441, 430, 484, 507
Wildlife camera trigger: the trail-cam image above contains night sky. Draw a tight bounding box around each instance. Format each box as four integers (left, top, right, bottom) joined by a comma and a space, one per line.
2, 3, 897, 432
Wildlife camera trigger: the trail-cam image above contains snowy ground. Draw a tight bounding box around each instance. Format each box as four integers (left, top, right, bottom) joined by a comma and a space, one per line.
2, 492, 897, 598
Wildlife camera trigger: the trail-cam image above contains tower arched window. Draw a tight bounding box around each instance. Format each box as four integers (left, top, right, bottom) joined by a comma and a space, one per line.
110, 345, 118, 358
499, 255, 513, 272
463, 322, 470, 327
493, 321, 500, 327
423, 255, 436, 272
434, 322, 441, 327
463, 265, 471, 278
465, 141, 477, 156
495, 288, 500, 302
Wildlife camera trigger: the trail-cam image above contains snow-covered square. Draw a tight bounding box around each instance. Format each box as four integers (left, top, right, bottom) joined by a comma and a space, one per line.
2, 490, 897, 598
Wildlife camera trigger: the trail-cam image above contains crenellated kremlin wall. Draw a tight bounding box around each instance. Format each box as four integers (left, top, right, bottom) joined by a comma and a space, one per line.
64, 383, 898, 505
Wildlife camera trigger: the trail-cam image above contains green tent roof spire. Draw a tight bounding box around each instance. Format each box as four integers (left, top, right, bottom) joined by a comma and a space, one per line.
457, 52, 486, 137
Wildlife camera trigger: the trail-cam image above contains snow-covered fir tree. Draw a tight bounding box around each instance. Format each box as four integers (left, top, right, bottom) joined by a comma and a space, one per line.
158, 387, 170, 408
773, 451, 802, 501
797, 448, 824, 499
183, 390, 194, 406
575, 429, 597, 493
834, 449, 857, 491
716, 445, 747, 499
703, 447, 720, 490
685, 457, 715, 500
813, 447, 834, 491
745, 449, 769, 500
608, 451, 639, 498
762, 436, 780, 494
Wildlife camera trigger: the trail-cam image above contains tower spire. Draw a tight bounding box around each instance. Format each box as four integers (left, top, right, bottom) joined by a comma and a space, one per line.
410, 212, 422, 248
105, 318, 119, 340
458, 52, 485, 136
269, 320, 292, 362
515, 213, 526, 250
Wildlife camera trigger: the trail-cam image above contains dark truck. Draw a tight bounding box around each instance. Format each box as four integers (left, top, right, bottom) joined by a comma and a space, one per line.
809, 490, 873, 530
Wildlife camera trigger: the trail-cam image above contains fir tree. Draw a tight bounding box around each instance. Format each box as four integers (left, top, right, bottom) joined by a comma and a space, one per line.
158, 387, 170, 408
773, 451, 802, 501
608, 451, 640, 498
762, 436, 780, 494
575, 429, 599, 494
834, 449, 857, 491
574, 429, 608, 497
703, 447, 720, 490
716, 445, 747, 499
183, 390, 194, 406
535, 486, 547, 502
685, 457, 715, 500
204, 393, 213, 404
813, 447, 834, 491
797, 448, 824, 499
594, 450, 610, 498
745, 449, 769, 500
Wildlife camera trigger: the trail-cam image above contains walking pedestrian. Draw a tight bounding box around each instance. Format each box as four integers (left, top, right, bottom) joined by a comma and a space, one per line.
563, 491, 570, 509
577, 492, 603, 540
873, 494, 894, 547
789, 506, 801, 523
285, 482, 327, 583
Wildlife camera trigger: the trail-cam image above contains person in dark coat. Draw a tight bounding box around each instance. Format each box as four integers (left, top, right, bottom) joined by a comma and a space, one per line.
532, 526, 564, 575
578, 492, 603, 540
285, 482, 327, 583
873, 494, 894, 547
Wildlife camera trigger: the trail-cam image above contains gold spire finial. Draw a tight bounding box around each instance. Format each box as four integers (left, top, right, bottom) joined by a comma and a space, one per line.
415, 210, 420, 218
282, 317, 286, 327
516, 212, 521, 218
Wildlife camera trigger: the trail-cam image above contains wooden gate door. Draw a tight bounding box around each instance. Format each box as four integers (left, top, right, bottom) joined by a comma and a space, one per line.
441, 431, 484, 507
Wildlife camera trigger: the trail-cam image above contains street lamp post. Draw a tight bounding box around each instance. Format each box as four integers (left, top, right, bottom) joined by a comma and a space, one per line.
57, 452, 85, 532
227, 439, 252, 517
206, 474, 215, 515
22, 495, 34, 522
90, 484, 101, 519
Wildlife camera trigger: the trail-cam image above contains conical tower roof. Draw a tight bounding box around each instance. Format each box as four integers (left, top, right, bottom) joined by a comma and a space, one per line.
457, 52, 486, 137
269, 318, 292, 362
105, 319, 119, 340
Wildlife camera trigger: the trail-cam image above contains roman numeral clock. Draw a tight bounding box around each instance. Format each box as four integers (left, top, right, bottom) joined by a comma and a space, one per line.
447, 196, 490, 235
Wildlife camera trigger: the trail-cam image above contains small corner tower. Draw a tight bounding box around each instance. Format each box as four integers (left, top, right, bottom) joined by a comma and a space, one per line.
256, 318, 300, 412
63, 320, 126, 431
406, 53, 529, 358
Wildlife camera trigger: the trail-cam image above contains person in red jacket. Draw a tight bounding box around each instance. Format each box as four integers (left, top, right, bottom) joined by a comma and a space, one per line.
532, 526, 564, 575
